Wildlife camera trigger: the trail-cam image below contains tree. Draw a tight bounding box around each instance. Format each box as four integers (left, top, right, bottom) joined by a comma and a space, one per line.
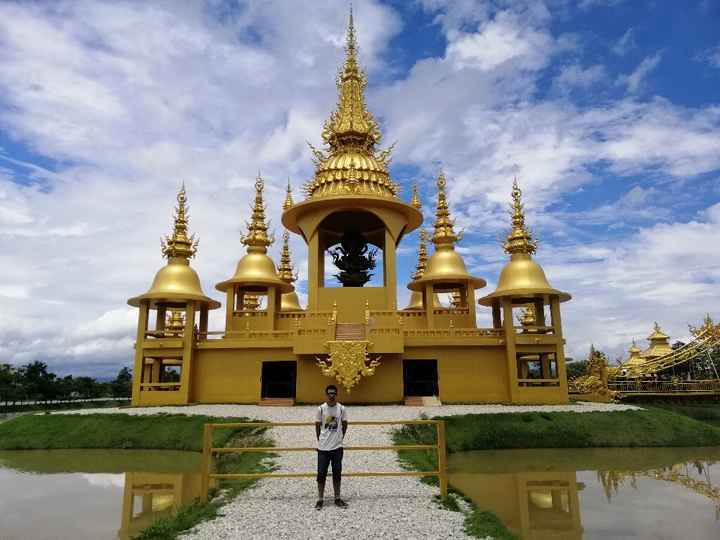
111, 367, 132, 397
565, 360, 588, 381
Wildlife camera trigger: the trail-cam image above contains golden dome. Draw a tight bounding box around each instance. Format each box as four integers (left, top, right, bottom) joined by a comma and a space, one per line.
216, 175, 293, 294
479, 180, 570, 306
625, 340, 644, 367
640, 322, 673, 358
128, 185, 220, 309
409, 173, 486, 292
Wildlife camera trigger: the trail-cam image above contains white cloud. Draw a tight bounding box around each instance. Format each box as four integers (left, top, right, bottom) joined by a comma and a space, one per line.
612, 28, 636, 56
698, 44, 720, 68
616, 52, 663, 93
552, 63, 605, 94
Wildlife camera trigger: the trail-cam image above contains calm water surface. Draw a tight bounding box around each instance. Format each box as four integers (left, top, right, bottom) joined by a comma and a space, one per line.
0, 449, 201, 540
449, 447, 720, 540
1, 447, 719, 539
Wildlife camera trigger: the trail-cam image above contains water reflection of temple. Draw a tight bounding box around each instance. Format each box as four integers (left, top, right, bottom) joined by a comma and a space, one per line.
118, 472, 203, 540
450, 471, 584, 540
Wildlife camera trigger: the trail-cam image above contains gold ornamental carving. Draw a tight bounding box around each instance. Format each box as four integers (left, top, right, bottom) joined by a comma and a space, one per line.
316, 340, 380, 392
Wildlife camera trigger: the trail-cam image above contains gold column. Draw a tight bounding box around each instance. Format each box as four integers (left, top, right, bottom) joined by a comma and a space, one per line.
308, 233, 320, 310
179, 302, 196, 403
131, 300, 149, 405
550, 296, 569, 398
266, 287, 277, 330
225, 289, 234, 331
384, 228, 397, 310
425, 283, 435, 328
199, 306, 208, 337
502, 299, 519, 401
466, 284, 477, 327
156, 305, 166, 333
533, 299, 546, 327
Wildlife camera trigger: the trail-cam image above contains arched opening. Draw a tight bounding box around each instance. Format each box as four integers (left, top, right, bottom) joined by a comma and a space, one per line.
319, 210, 387, 288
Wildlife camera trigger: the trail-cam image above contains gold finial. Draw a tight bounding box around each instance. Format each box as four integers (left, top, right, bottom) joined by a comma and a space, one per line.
431, 172, 460, 246
504, 178, 537, 255
411, 229, 429, 281
411, 183, 421, 210
654, 321, 661, 332
283, 179, 294, 210
278, 230, 297, 283
241, 173, 273, 252
161, 183, 198, 261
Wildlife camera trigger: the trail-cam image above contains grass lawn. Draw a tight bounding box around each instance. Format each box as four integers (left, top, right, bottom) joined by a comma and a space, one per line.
0, 413, 264, 451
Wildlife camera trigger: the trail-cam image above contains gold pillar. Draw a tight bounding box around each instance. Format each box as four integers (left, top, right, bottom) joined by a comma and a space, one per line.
308, 232, 321, 310
199, 306, 208, 337
131, 300, 149, 405
156, 305, 166, 333
384, 228, 397, 310
550, 296, 569, 398
466, 283, 477, 327
225, 289, 234, 330
533, 299, 546, 327
179, 302, 196, 403
502, 299, 519, 401
425, 283, 435, 328
267, 287, 277, 330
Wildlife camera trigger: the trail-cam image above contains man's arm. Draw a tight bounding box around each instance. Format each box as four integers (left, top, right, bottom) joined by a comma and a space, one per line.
341, 406, 348, 437
315, 422, 321, 441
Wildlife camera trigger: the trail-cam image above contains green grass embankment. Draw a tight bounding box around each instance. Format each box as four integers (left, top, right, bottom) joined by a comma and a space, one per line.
0, 413, 260, 451
392, 408, 720, 540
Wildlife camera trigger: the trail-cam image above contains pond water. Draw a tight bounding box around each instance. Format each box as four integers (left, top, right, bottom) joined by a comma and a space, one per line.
1, 447, 719, 539
449, 447, 720, 540
0, 449, 202, 540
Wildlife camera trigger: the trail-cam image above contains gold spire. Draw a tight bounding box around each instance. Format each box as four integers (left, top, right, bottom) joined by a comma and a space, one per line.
161, 184, 198, 260
242, 174, 273, 252
283, 179, 294, 211
431, 172, 460, 247
278, 231, 297, 283
411, 229, 429, 281
504, 178, 538, 255
411, 183, 421, 210
303, 7, 398, 199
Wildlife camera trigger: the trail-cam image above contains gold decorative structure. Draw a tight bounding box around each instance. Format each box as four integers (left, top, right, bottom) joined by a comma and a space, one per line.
570, 346, 614, 401
279, 231, 303, 311
165, 309, 185, 336
317, 341, 380, 392
129, 9, 573, 407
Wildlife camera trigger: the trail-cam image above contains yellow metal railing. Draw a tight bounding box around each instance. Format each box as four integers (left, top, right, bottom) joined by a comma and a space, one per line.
200, 420, 448, 501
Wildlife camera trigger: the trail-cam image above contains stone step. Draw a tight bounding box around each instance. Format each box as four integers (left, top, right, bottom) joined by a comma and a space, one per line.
258, 398, 295, 406
404, 396, 442, 406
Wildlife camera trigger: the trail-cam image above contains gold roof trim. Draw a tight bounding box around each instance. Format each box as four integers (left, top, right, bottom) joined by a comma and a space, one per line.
216, 175, 292, 293
410, 173, 486, 292
479, 179, 570, 306
129, 185, 220, 309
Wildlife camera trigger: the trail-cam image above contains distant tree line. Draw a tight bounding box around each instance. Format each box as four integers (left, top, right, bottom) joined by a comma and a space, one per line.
0, 361, 131, 404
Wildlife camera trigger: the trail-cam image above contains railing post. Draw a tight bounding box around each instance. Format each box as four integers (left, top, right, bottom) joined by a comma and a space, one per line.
437, 420, 448, 498
200, 424, 212, 501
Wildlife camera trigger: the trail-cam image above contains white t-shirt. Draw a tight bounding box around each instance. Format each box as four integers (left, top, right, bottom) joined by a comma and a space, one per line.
316, 402, 347, 451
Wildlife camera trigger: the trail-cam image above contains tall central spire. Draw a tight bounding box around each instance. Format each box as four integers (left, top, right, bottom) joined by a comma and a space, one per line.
241, 174, 273, 253
303, 7, 399, 199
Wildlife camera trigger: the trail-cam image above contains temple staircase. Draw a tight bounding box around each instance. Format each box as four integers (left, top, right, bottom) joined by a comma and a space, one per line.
335, 323, 365, 341
258, 397, 295, 406
404, 396, 442, 406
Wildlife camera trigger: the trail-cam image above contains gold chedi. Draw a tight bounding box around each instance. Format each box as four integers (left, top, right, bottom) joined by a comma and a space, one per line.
405, 229, 442, 310
278, 231, 303, 311
128, 185, 220, 309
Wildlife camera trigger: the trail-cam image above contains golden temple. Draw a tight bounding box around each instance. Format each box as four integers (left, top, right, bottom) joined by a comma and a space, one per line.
128, 12, 571, 406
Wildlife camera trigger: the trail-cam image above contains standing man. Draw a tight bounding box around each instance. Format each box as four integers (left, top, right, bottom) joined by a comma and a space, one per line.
315, 384, 348, 509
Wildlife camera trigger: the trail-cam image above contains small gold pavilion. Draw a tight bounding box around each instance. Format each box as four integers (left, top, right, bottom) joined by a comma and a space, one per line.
129, 13, 571, 406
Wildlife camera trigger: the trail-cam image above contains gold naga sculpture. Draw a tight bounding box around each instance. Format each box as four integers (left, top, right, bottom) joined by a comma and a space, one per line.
317, 341, 381, 393
570, 345, 615, 400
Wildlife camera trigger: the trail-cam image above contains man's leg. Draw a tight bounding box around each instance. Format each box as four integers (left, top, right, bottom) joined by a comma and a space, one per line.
331, 448, 346, 507
316, 450, 331, 508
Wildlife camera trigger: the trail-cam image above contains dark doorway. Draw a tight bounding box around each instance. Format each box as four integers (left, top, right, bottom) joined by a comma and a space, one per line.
403, 360, 439, 396
261, 361, 297, 398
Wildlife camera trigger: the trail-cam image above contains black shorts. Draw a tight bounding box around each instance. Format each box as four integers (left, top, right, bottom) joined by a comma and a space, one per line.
317, 447, 343, 482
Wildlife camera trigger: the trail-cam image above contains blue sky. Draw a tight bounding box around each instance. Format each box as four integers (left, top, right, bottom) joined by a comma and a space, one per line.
0, 0, 719, 376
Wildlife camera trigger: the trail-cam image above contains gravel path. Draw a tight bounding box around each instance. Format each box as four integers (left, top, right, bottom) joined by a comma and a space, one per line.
55, 402, 638, 539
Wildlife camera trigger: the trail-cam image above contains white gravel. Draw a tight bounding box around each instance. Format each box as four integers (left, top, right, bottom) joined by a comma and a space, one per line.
54, 402, 637, 539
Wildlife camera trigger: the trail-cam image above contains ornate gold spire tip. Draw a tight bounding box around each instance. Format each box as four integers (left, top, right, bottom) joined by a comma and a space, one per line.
411, 183, 421, 209
303, 6, 399, 199
241, 174, 273, 252
411, 228, 429, 280
431, 172, 461, 247
504, 178, 538, 255
278, 230, 297, 283
161, 183, 198, 260
283, 179, 294, 210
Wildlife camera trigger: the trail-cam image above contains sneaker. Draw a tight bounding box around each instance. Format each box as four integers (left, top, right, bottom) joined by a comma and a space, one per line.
315, 500, 324, 510
334, 498, 348, 508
